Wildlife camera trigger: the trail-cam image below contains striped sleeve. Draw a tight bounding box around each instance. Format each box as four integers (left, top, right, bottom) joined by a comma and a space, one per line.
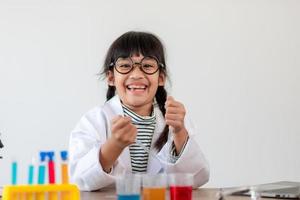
169, 136, 189, 163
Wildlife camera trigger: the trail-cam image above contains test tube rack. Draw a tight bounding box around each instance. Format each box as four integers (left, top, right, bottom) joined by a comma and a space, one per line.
2, 184, 80, 200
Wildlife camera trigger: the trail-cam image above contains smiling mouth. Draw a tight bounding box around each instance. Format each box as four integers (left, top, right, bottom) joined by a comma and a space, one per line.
126, 85, 147, 91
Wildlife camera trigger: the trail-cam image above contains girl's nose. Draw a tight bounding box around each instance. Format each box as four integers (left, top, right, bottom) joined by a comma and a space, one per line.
129, 65, 144, 78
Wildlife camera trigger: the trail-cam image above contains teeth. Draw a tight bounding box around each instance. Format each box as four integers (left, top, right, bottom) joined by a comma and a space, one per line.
127, 85, 146, 89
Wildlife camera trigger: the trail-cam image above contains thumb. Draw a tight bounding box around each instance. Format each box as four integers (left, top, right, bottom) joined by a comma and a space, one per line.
167, 96, 174, 101
165, 96, 174, 108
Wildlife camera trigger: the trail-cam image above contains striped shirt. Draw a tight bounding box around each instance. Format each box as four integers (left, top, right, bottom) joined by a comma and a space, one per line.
122, 104, 156, 173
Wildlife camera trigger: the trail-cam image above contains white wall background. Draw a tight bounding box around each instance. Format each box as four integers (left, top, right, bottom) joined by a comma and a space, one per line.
0, 0, 299, 187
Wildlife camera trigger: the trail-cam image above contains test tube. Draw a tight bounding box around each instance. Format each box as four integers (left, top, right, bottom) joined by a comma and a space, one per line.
10, 160, 18, 200
36, 152, 47, 200
11, 160, 17, 185
47, 151, 58, 200
38, 152, 47, 184
47, 151, 56, 184
60, 151, 69, 184
28, 157, 35, 185
60, 150, 71, 200
26, 159, 35, 200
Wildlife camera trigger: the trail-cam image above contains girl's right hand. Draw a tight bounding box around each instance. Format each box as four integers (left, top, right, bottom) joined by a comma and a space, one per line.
110, 116, 137, 149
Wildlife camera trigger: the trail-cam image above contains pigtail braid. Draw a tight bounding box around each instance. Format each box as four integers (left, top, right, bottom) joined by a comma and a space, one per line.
106, 86, 116, 101
154, 86, 169, 151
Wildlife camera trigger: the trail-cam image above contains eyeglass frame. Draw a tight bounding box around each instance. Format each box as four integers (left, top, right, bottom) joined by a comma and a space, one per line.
109, 56, 165, 75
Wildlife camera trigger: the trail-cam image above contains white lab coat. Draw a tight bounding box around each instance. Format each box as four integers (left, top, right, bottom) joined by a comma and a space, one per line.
69, 95, 209, 191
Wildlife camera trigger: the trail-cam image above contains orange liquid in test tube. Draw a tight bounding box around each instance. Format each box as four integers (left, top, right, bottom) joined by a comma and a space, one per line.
61, 163, 69, 184
143, 187, 166, 200
60, 150, 70, 200
61, 163, 71, 200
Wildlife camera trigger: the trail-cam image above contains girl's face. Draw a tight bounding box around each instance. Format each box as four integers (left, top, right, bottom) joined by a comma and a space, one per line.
107, 54, 165, 115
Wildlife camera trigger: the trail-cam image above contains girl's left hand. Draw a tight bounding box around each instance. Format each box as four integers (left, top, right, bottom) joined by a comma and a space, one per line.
165, 96, 186, 134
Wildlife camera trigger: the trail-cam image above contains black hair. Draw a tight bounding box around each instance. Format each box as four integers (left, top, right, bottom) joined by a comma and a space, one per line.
100, 31, 169, 151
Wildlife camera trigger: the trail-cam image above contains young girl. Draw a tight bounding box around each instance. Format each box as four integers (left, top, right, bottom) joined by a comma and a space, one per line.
69, 31, 209, 191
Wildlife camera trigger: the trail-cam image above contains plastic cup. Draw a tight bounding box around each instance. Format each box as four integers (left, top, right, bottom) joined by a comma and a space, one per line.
116, 174, 141, 200
143, 174, 167, 200
168, 173, 193, 200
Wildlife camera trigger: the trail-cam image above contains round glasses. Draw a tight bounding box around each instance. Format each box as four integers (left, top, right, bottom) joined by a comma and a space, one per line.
111, 56, 164, 75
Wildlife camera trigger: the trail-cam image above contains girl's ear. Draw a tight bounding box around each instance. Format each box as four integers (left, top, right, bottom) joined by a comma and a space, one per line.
158, 72, 166, 86
107, 71, 115, 86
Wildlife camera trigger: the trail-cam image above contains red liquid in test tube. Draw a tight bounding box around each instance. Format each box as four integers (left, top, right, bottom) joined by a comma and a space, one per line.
47, 151, 56, 184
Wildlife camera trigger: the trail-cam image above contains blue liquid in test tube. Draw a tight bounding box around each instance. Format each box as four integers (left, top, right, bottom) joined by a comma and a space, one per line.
28, 164, 34, 184
11, 161, 17, 185
38, 152, 47, 184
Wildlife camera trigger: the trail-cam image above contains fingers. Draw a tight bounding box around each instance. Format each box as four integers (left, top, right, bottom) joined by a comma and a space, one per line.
111, 116, 137, 148
165, 96, 186, 115
114, 124, 136, 142
112, 116, 132, 130
165, 107, 185, 114
112, 115, 130, 124
165, 96, 182, 108
165, 119, 182, 129
165, 96, 186, 133
165, 113, 184, 121
111, 116, 133, 133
